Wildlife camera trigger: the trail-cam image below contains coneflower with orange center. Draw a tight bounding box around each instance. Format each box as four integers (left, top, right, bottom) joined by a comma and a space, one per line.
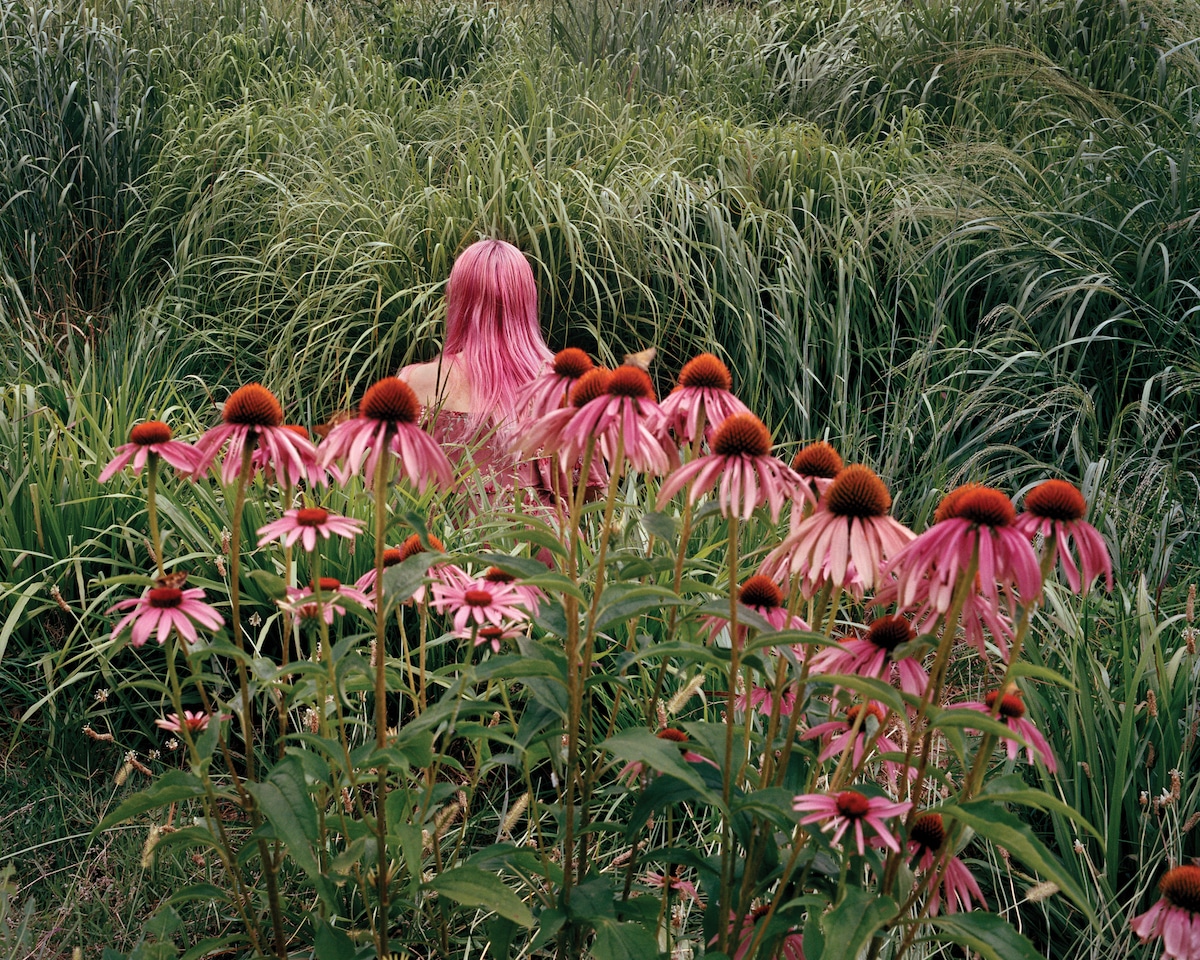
880, 484, 1041, 655
808, 614, 930, 697
793, 789, 912, 856
655, 352, 749, 443
788, 441, 844, 523
354, 532, 465, 603
553, 364, 672, 475
516, 347, 596, 419
802, 700, 910, 786
760, 464, 914, 597
702, 572, 810, 647
513, 367, 614, 473
109, 585, 224, 646
955, 684, 1056, 772
279, 577, 374, 626
255, 506, 365, 552
193, 384, 320, 487
250, 424, 326, 486
657, 412, 805, 522
317, 377, 454, 491
1131, 865, 1200, 959
100, 420, 202, 482
430, 577, 529, 635
1015, 479, 1112, 595
905, 812, 987, 916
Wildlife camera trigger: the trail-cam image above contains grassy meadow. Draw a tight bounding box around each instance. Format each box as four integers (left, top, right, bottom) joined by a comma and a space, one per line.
1, 0, 1199, 955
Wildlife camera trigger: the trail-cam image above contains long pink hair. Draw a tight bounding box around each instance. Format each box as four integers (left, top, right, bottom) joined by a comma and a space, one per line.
443, 239, 553, 428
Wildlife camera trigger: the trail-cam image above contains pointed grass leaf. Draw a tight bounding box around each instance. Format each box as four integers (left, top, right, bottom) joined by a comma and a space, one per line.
591, 917, 665, 960
424, 865, 534, 927
981, 773, 1105, 842
926, 911, 1044, 960
595, 584, 685, 631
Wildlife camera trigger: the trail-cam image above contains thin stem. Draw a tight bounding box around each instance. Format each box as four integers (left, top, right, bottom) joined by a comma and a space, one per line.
371, 449, 393, 949
717, 513, 740, 953
145, 453, 164, 578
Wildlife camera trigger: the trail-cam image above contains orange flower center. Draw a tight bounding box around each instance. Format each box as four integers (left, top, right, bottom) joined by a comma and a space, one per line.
712, 413, 771, 458
865, 615, 913, 653
295, 507, 329, 527
360, 378, 420, 424
846, 703, 886, 725
825, 465, 891, 518
984, 689, 1026, 719
382, 548, 403, 567
310, 577, 341, 592
570, 368, 612, 407
479, 625, 505, 639
130, 421, 172, 446
1024, 479, 1086, 522
910, 813, 945, 852
399, 533, 445, 560
678, 353, 732, 391
835, 791, 871, 818
791, 441, 843, 478
147, 587, 184, 608
222, 384, 283, 427
656, 728, 689, 742
739, 574, 782, 609
464, 589, 494, 607
936, 484, 1014, 527
1161, 865, 1200, 913
553, 347, 594, 378
607, 365, 656, 400
484, 566, 514, 583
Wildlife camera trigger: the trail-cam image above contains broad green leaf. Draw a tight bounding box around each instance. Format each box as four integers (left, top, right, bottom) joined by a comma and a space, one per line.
817, 888, 896, 960
600, 728, 723, 806
94, 771, 209, 834
981, 774, 1105, 842
595, 584, 685, 631
478, 552, 553, 578
312, 917, 362, 960
425, 865, 534, 927
939, 800, 1097, 926
381, 553, 437, 604
640, 511, 678, 539
926, 911, 1043, 960
591, 918, 664, 960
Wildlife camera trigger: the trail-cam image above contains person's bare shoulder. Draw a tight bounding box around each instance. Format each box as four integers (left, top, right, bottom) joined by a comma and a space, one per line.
397, 357, 471, 411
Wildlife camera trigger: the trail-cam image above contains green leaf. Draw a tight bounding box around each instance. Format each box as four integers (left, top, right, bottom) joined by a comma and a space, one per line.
1007, 660, 1076, 689
816, 888, 896, 960
595, 584, 684, 631
246, 569, 288, 599
640, 511, 678, 539
981, 774, 1105, 842
425, 865, 535, 927
939, 800, 1097, 926
591, 918, 665, 960
478, 552, 553, 579
926, 911, 1043, 960
381, 553, 437, 604
94, 771, 209, 834
245, 758, 331, 906
312, 917, 362, 960
600, 728, 723, 807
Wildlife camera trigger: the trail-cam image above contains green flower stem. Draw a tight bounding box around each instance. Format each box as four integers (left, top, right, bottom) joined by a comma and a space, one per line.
227, 443, 257, 783
145, 452, 164, 578
371, 449, 393, 949
717, 512, 740, 953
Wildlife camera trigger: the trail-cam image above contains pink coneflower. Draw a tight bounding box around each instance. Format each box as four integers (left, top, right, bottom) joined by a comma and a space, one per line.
1016, 479, 1113, 594
736, 684, 799, 716
193, 384, 318, 487
640, 870, 701, 904
657, 413, 807, 522
655, 353, 749, 444
1131, 865, 1200, 960
375, 533, 467, 604
256, 507, 364, 552
353, 547, 405, 593
482, 566, 543, 617
793, 789, 912, 855
958, 686, 1056, 772
788, 441, 843, 530
802, 702, 909, 785
279, 577, 373, 626
807, 615, 929, 697
761, 465, 914, 598
470, 622, 524, 653
907, 813, 986, 915
884, 484, 1041, 631
714, 905, 806, 960
109, 585, 224, 646
431, 578, 528, 634
317, 378, 454, 490
155, 710, 229, 734
703, 575, 810, 647
618, 727, 713, 784
251, 424, 326, 486
517, 347, 595, 419
557, 366, 671, 475
100, 421, 202, 482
